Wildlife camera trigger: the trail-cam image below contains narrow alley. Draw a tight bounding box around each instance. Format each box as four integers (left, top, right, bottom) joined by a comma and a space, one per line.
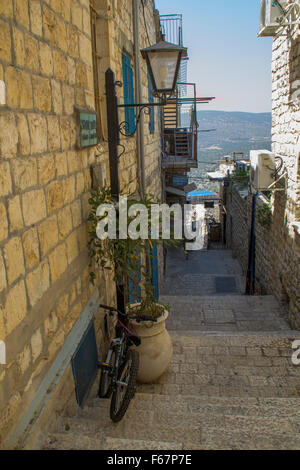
44, 245, 300, 450
1, 0, 299, 453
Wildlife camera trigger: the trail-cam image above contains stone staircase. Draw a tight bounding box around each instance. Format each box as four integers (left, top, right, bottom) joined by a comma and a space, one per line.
43, 294, 300, 450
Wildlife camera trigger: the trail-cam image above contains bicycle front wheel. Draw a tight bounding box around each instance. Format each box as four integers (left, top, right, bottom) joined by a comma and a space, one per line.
110, 349, 139, 422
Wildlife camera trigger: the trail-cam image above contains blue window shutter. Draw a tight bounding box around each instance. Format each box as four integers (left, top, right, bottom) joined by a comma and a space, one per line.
122, 52, 135, 135
151, 242, 159, 300
148, 73, 155, 133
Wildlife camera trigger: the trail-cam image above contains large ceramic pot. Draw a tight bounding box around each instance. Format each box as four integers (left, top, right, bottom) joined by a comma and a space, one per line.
129, 308, 173, 384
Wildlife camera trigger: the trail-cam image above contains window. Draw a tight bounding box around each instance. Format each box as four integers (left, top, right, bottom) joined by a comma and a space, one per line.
148, 73, 155, 133
122, 52, 135, 135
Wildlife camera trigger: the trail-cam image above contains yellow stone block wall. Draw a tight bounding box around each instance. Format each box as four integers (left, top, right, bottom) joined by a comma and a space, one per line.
94, 0, 162, 199
0, 0, 162, 448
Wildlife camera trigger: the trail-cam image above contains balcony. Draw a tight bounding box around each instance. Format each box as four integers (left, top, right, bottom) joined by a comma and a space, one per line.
162, 128, 198, 170
162, 84, 214, 171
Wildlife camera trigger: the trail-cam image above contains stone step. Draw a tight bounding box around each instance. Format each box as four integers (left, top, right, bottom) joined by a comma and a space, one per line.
187, 429, 300, 450
44, 433, 182, 450
133, 331, 300, 398
161, 277, 245, 296
100, 416, 300, 450
161, 296, 283, 314
85, 394, 300, 425
160, 294, 291, 331
170, 330, 300, 346
48, 391, 300, 450
102, 438, 183, 450
43, 325, 300, 450
44, 433, 105, 450
161, 295, 280, 305
45, 427, 300, 450
89, 393, 300, 418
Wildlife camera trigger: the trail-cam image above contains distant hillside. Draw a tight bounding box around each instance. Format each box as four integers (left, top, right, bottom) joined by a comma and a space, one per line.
182, 110, 272, 192
182, 110, 272, 151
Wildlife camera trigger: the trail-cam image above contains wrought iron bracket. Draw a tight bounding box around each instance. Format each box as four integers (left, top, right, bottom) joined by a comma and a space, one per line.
117, 97, 166, 137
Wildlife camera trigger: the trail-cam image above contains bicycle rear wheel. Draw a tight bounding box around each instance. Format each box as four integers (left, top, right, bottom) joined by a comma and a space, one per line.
98, 349, 116, 399
110, 349, 139, 422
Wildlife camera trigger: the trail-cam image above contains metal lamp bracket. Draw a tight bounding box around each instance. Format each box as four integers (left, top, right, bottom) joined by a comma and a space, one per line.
118, 98, 166, 137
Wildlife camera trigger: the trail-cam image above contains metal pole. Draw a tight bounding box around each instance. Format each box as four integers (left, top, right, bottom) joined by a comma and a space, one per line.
105, 68, 126, 314
105, 69, 120, 198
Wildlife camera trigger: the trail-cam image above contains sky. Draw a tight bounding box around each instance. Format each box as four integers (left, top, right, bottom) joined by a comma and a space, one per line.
155, 0, 273, 113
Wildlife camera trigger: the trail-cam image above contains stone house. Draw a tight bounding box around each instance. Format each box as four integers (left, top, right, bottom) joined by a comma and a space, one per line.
225, 2, 300, 329
0, 0, 165, 449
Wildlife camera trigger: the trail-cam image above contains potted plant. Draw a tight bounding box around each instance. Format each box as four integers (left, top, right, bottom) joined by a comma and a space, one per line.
88, 186, 178, 383
126, 291, 173, 384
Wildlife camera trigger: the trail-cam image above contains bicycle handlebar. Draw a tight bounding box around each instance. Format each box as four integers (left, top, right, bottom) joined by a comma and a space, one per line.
99, 304, 117, 312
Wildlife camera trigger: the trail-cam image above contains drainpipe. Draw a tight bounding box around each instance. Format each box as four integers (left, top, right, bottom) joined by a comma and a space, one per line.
133, 0, 145, 197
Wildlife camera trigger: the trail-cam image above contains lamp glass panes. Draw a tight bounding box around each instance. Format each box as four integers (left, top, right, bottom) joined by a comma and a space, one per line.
141, 40, 187, 95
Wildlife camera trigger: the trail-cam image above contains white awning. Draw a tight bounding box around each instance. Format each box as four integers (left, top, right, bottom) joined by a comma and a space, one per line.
206, 171, 226, 181
166, 186, 186, 197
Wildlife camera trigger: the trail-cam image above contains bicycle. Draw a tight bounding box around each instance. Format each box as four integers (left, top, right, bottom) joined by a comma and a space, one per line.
98, 304, 157, 422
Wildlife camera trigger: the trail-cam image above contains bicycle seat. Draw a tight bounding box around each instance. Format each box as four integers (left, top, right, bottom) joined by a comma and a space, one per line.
126, 332, 141, 347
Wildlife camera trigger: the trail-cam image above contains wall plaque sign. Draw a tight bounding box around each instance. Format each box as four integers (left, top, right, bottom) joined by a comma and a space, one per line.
76, 107, 98, 148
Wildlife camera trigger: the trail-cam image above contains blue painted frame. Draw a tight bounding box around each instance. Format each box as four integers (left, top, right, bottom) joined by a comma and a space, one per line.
148, 73, 155, 133
122, 52, 135, 135
151, 242, 159, 300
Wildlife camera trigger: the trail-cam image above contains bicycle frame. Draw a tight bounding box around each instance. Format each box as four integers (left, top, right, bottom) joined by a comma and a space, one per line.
103, 318, 133, 389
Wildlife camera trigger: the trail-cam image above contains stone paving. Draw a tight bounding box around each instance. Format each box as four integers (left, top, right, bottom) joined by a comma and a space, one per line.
161, 247, 246, 296
44, 329, 300, 450
44, 247, 300, 450
162, 295, 290, 332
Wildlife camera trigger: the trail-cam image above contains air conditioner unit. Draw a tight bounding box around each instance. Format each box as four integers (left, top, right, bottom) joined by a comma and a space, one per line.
250, 150, 276, 190
258, 0, 287, 37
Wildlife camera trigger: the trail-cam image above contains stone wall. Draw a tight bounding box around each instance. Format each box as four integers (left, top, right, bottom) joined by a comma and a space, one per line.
0, 0, 162, 448
225, 8, 300, 328
226, 184, 300, 328
225, 188, 249, 275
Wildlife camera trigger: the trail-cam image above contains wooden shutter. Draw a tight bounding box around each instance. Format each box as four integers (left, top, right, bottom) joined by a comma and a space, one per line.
148, 73, 155, 133
122, 52, 135, 135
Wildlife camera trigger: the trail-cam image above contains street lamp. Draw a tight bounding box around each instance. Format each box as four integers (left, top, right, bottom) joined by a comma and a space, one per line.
105, 39, 187, 314
141, 39, 187, 97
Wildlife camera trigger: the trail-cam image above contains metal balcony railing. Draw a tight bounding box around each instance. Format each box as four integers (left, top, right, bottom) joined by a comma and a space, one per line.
159, 14, 188, 97
159, 14, 183, 45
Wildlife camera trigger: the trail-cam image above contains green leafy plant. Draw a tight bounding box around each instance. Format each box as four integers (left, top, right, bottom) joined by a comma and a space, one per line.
230, 168, 250, 190
88, 185, 179, 318
126, 297, 169, 319
256, 202, 272, 228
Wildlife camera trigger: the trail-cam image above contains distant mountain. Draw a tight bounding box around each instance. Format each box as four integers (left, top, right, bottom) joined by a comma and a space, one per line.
182, 110, 272, 151
182, 110, 272, 192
